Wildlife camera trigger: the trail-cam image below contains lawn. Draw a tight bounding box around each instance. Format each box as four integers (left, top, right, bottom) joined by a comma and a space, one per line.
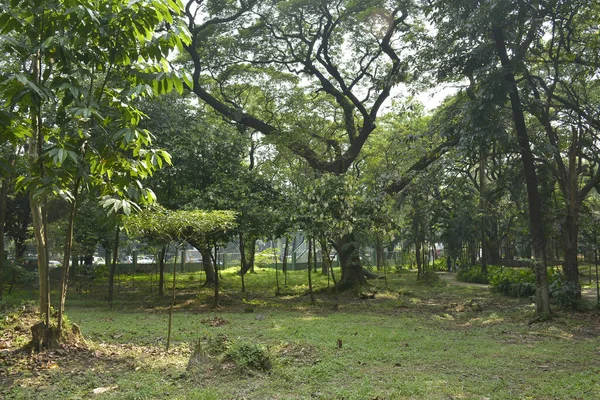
1, 268, 599, 399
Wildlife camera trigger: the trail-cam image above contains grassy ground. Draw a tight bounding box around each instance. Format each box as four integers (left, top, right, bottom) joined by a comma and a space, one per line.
1, 267, 599, 399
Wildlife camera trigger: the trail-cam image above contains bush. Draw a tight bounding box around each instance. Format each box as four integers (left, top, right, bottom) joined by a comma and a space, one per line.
548, 271, 581, 309
489, 268, 536, 298
456, 266, 490, 284
223, 342, 272, 371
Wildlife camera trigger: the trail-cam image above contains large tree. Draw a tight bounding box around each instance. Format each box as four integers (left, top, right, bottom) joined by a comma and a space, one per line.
177, 0, 421, 287
0, 0, 190, 345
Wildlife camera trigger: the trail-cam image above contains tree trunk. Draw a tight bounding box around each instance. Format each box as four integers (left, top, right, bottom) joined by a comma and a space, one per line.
200, 245, 216, 286
108, 224, 120, 307
561, 127, 581, 291
375, 234, 384, 271
479, 153, 488, 274
334, 233, 366, 289
158, 245, 166, 297
492, 26, 550, 316
320, 238, 330, 276
0, 173, 7, 299
210, 245, 220, 308
282, 236, 289, 285
307, 238, 315, 304
415, 240, 423, 279
166, 247, 178, 351
239, 233, 257, 276
57, 180, 80, 339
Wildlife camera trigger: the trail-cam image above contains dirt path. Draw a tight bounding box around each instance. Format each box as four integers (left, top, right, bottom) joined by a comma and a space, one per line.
436, 272, 488, 289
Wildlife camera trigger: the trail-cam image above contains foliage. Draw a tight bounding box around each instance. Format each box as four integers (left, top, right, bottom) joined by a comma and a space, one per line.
223, 342, 272, 372
124, 205, 237, 245
548, 272, 583, 309
456, 266, 491, 284
489, 268, 536, 298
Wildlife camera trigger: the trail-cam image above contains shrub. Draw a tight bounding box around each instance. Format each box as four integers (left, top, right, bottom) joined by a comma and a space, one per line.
223, 342, 272, 371
456, 266, 490, 284
489, 268, 536, 298
548, 271, 581, 309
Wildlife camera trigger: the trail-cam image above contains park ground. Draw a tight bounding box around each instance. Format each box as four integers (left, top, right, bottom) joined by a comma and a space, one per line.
1, 268, 599, 399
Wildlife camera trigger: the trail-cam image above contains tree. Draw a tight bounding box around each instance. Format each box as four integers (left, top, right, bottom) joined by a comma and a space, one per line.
178, 0, 422, 288
0, 0, 190, 346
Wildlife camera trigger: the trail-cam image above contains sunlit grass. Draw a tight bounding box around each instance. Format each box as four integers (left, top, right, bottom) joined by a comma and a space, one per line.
2, 267, 599, 399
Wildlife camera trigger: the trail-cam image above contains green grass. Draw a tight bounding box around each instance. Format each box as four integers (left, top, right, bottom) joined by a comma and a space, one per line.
1, 268, 599, 399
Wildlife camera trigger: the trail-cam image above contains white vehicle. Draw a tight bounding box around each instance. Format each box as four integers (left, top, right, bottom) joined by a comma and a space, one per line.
93, 256, 105, 265
49, 260, 61, 268
137, 255, 154, 264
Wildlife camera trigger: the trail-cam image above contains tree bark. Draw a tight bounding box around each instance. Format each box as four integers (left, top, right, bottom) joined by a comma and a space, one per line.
158, 245, 166, 297
0, 174, 7, 299
108, 224, 120, 307
307, 238, 315, 304
335, 233, 366, 289
200, 245, 216, 286
239, 234, 257, 276
320, 238, 331, 276
282, 236, 289, 285
492, 26, 550, 316
57, 179, 80, 339
479, 153, 488, 273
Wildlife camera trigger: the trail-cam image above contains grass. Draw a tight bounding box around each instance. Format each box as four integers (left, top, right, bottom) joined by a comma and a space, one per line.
1, 267, 599, 399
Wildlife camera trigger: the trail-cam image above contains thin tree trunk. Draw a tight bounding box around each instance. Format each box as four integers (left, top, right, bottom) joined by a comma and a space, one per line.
158, 245, 166, 297
329, 251, 339, 310
492, 26, 550, 316
282, 236, 289, 285
0, 173, 8, 300
57, 179, 80, 339
273, 242, 280, 295
479, 153, 488, 273
320, 238, 330, 276
108, 224, 120, 307
307, 238, 315, 305
166, 247, 179, 351
210, 244, 220, 308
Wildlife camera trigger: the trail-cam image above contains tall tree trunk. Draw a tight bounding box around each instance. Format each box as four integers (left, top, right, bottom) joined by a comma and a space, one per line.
561, 127, 581, 289
282, 236, 289, 285
415, 240, 422, 279
307, 238, 315, 304
166, 247, 178, 351
479, 153, 488, 273
320, 238, 330, 276
335, 233, 366, 289
210, 245, 220, 308
375, 234, 384, 271
200, 245, 216, 286
492, 26, 550, 316
158, 245, 166, 298
0, 174, 7, 299
239, 233, 257, 276
57, 180, 80, 339
108, 224, 120, 307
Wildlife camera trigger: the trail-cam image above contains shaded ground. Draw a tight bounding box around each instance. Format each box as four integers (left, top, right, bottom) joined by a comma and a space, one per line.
1, 269, 599, 399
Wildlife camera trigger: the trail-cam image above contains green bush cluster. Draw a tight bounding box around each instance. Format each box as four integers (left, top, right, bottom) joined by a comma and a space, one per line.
489, 268, 536, 297
223, 342, 272, 371
548, 272, 581, 308
190, 334, 271, 372
456, 266, 491, 284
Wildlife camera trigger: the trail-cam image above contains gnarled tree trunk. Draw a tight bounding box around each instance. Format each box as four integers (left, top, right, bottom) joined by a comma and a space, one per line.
335, 233, 366, 289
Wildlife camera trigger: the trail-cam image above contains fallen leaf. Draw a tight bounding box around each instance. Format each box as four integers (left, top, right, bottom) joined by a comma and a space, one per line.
92, 386, 118, 394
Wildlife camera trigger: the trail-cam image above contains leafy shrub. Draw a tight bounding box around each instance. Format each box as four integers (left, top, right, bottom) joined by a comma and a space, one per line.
418, 270, 443, 285
489, 268, 536, 298
548, 271, 581, 309
456, 266, 490, 284
223, 342, 272, 371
